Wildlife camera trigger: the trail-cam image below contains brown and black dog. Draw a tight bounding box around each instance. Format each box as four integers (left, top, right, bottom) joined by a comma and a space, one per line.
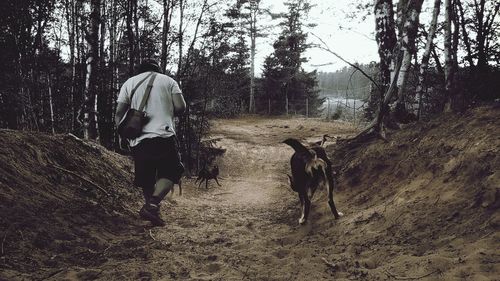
195, 165, 221, 189
283, 138, 343, 224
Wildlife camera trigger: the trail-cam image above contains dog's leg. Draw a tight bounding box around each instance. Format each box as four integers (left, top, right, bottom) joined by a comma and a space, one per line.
298, 192, 307, 225
326, 169, 343, 218
205, 179, 209, 189
302, 195, 311, 224
214, 177, 222, 186
178, 180, 182, 196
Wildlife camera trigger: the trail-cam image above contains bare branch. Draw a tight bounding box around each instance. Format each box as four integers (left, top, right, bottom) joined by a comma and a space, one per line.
310, 33, 381, 90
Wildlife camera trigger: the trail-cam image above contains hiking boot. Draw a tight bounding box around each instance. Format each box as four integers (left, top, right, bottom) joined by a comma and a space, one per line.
139, 204, 165, 227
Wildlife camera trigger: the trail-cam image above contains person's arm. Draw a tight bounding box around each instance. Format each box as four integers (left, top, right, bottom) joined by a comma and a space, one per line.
115, 102, 129, 127
171, 80, 186, 115
172, 93, 187, 115
115, 81, 131, 126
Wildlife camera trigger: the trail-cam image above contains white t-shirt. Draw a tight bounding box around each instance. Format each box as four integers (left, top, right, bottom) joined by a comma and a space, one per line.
117, 71, 182, 147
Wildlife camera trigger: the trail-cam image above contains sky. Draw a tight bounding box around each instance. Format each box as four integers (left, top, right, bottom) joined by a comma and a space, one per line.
52, 0, 380, 76
254, 0, 379, 75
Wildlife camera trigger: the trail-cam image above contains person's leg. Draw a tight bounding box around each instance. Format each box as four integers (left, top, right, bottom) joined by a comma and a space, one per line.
150, 177, 174, 205
142, 184, 154, 205
133, 152, 155, 205
152, 137, 184, 205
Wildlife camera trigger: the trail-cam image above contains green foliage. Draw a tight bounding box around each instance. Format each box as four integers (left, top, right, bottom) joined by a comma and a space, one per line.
260, 0, 322, 116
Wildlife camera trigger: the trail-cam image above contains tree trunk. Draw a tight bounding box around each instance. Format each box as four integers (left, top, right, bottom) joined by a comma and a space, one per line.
431, 45, 444, 74
47, 75, 55, 134
456, 0, 475, 68
177, 0, 185, 79
374, 0, 397, 89
109, 0, 118, 147
443, 0, 455, 112
357, 0, 423, 137
181, 0, 208, 79
97, 0, 111, 146
416, 0, 441, 118
126, 0, 136, 76
475, 0, 487, 72
394, 0, 424, 119
161, 0, 173, 73
249, 26, 256, 113
64, 0, 76, 131
133, 0, 140, 64
83, 0, 101, 140
248, 1, 259, 113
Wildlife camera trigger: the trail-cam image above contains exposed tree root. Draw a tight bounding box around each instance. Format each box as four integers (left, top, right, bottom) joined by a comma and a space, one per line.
49, 164, 110, 196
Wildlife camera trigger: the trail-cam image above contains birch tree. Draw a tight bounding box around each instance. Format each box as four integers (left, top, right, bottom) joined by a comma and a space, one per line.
358, 0, 424, 138
83, 0, 101, 140
415, 0, 441, 118
374, 0, 397, 90
394, 0, 424, 118
443, 0, 455, 112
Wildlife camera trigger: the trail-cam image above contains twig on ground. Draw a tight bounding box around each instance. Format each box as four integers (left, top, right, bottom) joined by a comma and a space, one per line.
322, 257, 337, 269
434, 195, 440, 205
213, 192, 233, 196
149, 229, 156, 241
241, 266, 250, 280
384, 269, 439, 280
50, 164, 110, 196
41, 269, 64, 280
1, 224, 13, 256
479, 231, 494, 240
102, 244, 112, 254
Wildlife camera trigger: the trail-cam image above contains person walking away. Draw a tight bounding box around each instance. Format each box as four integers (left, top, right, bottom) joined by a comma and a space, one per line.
115, 60, 186, 226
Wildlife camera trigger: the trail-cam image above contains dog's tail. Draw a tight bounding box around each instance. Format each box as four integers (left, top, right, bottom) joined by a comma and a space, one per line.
305, 156, 327, 177
283, 138, 312, 156
306, 156, 328, 198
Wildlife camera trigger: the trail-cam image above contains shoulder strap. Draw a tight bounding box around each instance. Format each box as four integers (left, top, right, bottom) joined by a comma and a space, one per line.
130, 72, 153, 106
138, 73, 158, 112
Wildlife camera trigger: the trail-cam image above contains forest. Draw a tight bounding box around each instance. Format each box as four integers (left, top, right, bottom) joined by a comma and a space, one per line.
0, 0, 499, 280
1, 0, 499, 162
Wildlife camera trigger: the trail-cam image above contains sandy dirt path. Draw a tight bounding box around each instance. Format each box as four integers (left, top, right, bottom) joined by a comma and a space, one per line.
93, 117, 357, 281
3, 110, 498, 281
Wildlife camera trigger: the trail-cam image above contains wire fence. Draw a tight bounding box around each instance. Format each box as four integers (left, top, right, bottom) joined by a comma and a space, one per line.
193, 86, 371, 125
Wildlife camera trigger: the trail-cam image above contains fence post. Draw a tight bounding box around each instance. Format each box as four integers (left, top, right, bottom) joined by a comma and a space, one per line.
327, 98, 330, 119
353, 98, 356, 122
285, 95, 289, 116
306, 97, 308, 118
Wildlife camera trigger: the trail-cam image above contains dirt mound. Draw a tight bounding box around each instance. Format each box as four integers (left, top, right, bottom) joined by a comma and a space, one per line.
0, 131, 142, 279
318, 106, 499, 280
0, 109, 497, 280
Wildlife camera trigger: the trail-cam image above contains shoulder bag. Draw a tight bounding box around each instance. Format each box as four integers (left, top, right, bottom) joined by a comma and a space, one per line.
118, 72, 158, 139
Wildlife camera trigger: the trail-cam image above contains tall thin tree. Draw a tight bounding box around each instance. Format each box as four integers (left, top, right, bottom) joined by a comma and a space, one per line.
83, 0, 101, 140
415, 0, 441, 118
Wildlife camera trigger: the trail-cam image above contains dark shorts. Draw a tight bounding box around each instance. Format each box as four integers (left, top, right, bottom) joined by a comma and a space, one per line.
131, 136, 184, 187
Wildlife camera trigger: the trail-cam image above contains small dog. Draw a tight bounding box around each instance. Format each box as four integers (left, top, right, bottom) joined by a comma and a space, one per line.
283, 138, 342, 224
173, 179, 182, 196
195, 165, 221, 189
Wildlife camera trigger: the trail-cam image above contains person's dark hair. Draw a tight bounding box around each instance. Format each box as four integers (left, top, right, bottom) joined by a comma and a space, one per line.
137, 59, 161, 74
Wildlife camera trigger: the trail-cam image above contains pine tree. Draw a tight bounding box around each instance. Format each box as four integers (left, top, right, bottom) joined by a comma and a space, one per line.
261, 0, 322, 116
